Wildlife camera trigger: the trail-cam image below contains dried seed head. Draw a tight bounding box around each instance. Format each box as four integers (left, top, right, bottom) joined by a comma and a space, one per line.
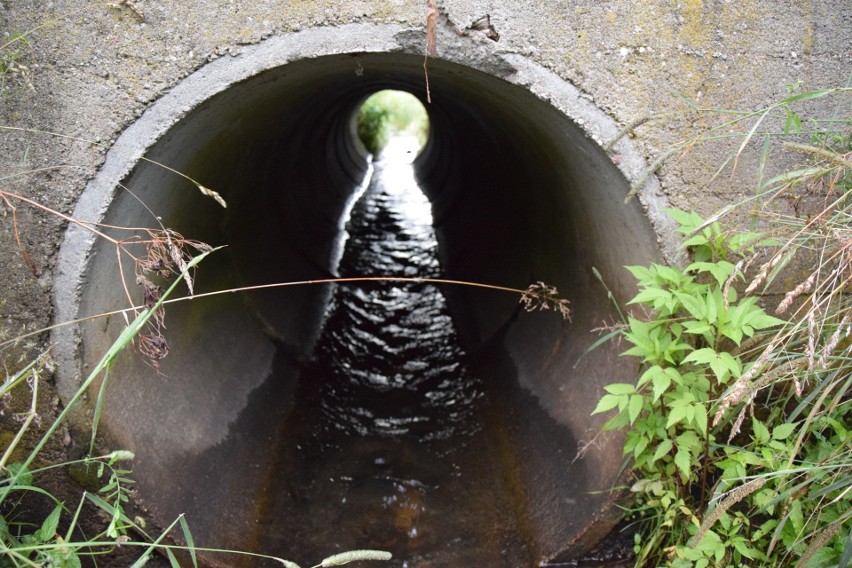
691, 477, 766, 548
139, 334, 169, 367
776, 272, 815, 315
746, 252, 783, 295
817, 313, 850, 369
520, 281, 572, 320
806, 310, 817, 371
128, 229, 212, 367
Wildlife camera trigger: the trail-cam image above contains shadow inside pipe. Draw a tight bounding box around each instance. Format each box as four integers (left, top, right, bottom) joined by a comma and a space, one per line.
63, 50, 667, 567
244, 137, 561, 567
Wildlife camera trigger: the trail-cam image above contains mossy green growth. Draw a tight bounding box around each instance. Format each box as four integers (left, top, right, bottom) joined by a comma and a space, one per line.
356, 90, 429, 156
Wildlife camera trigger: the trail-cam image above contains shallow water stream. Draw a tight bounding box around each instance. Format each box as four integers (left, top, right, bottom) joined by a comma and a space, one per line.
254, 144, 534, 567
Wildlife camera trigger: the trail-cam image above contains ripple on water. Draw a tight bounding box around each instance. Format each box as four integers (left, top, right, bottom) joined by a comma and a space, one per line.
256, 153, 532, 567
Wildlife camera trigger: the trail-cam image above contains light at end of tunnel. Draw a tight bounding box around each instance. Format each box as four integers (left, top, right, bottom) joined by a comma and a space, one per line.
357, 90, 429, 161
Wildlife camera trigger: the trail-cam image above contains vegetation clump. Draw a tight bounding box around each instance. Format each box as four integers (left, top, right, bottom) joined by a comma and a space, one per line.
593, 87, 851, 567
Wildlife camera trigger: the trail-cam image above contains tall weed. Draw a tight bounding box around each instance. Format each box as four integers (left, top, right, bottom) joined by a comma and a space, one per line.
594, 86, 851, 567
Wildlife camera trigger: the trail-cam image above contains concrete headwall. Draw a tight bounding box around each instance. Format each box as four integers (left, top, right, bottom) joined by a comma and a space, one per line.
1, 0, 847, 339
0, 0, 849, 565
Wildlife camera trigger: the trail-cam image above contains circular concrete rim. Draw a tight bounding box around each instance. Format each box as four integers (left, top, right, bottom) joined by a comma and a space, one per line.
52, 22, 681, 393
51, 21, 683, 565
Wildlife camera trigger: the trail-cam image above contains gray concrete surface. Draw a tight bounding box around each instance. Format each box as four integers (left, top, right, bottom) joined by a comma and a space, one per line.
1, 1, 849, 566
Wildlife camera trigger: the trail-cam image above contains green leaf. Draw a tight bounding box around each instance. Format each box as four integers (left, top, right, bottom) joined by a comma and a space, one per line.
694, 404, 708, 437
683, 320, 713, 336
720, 317, 745, 344
788, 498, 804, 534
744, 310, 786, 330
628, 395, 644, 424
665, 208, 704, 234
771, 423, 797, 441
656, 265, 688, 285
784, 110, 802, 135
778, 88, 832, 104
591, 394, 621, 415
687, 261, 736, 286
689, 350, 741, 384
683, 347, 718, 365
676, 430, 701, 454
630, 286, 673, 308
653, 438, 673, 463
705, 288, 718, 325
762, 166, 824, 188
674, 448, 692, 478
49, 548, 82, 568
35, 505, 62, 542
753, 419, 770, 443
652, 368, 674, 401
604, 383, 637, 395
733, 539, 758, 560
625, 265, 655, 282
602, 411, 630, 431
682, 233, 711, 248
728, 232, 761, 253
6, 462, 33, 486
632, 435, 649, 458
666, 405, 689, 429
676, 291, 706, 320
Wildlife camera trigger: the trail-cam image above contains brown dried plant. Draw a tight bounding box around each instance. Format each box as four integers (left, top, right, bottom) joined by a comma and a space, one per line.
126, 229, 212, 367
424, 0, 438, 103
713, 143, 851, 432
0, 189, 212, 369
520, 281, 572, 320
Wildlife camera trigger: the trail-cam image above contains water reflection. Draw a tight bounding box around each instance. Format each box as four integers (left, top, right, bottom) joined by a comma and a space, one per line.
315, 136, 482, 440
256, 137, 530, 567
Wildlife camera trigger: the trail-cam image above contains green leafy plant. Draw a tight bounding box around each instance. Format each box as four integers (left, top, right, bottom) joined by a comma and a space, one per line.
594, 93, 851, 565
594, 209, 787, 566
0, 30, 35, 95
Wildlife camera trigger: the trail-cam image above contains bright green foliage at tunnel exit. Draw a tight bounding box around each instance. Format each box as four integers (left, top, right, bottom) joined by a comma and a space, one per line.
356, 90, 429, 156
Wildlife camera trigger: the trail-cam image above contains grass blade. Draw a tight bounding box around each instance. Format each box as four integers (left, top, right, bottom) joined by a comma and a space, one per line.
779, 88, 834, 104
318, 550, 392, 566
839, 523, 851, 568
6, 246, 220, 496
89, 365, 111, 455
732, 108, 770, 174
179, 514, 197, 568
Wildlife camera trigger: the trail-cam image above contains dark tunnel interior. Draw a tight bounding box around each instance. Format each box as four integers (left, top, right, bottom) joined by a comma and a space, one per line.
58, 51, 670, 566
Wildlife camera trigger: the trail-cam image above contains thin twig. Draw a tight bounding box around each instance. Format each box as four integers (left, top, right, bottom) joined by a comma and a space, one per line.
424, 0, 438, 103
0, 276, 571, 350
0, 126, 226, 207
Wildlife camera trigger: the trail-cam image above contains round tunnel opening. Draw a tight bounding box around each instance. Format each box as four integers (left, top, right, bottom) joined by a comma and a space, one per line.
53, 27, 679, 567
355, 89, 430, 162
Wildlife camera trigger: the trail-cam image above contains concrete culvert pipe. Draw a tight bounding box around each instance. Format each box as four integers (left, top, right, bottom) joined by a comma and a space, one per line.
53, 23, 680, 567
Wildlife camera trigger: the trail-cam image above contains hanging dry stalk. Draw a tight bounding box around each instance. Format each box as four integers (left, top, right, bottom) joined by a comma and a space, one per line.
520, 281, 572, 320
424, 0, 438, 103
0, 192, 39, 277
129, 229, 212, 368
689, 477, 766, 548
